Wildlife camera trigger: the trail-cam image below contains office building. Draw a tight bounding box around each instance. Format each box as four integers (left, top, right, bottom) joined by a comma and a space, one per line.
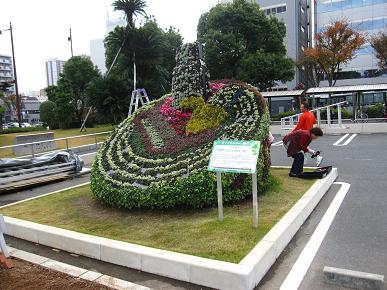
317, 0, 387, 87
45, 58, 66, 86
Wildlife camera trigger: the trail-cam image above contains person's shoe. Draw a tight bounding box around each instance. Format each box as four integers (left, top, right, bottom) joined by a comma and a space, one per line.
289, 172, 299, 177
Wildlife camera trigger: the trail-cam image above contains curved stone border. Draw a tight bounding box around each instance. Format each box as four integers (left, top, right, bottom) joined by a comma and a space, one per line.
7, 246, 151, 290
2, 168, 338, 290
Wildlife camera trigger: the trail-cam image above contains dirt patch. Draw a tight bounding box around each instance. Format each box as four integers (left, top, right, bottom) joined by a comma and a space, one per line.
0, 258, 111, 290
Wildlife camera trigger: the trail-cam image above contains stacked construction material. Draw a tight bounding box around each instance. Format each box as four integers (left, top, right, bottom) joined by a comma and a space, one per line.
0, 151, 83, 193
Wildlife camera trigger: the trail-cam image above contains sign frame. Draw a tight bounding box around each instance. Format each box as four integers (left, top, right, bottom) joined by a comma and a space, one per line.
208, 140, 261, 228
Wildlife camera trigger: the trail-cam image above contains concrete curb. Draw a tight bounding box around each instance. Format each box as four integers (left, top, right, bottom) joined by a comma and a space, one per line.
323, 266, 385, 290
6, 246, 152, 290
2, 168, 338, 290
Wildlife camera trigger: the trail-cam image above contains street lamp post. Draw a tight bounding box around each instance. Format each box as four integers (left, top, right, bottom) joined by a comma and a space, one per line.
0, 22, 22, 126
68, 28, 73, 57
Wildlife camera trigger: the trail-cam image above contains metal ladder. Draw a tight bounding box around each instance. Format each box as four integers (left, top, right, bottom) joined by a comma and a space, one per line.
128, 89, 150, 116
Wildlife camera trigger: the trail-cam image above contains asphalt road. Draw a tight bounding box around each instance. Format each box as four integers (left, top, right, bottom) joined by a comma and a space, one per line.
2, 133, 387, 289
259, 133, 387, 289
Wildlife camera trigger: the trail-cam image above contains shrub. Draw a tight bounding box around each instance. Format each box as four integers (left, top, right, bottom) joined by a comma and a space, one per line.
180, 96, 205, 112
1, 126, 45, 134
271, 111, 295, 121
366, 103, 384, 118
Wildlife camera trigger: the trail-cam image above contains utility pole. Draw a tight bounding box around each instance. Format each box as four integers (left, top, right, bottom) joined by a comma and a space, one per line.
4, 22, 22, 126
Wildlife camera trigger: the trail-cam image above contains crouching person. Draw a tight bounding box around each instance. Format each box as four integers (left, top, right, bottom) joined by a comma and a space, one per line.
283, 127, 323, 177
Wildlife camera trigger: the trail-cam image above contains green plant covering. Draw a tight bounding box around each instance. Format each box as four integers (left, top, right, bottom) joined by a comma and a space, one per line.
171, 42, 210, 107
180, 96, 205, 112
271, 111, 296, 121
186, 103, 228, 134
366, 103, 384, 118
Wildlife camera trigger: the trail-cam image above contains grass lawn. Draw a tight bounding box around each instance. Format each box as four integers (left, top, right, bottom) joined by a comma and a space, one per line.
0, 124, 114, 157
0, 168, 315, 263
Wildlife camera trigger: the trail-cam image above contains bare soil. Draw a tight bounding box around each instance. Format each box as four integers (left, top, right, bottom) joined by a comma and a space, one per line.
0, 257, 112, 290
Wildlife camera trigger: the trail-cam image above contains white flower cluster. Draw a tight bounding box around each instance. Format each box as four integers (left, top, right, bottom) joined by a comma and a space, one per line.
171, 42, 210, 107
93, 83, 270, 191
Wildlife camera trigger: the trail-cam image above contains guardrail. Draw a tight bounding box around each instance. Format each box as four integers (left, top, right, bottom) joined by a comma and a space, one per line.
0, 131, 112, 158
281, 101, 348, 130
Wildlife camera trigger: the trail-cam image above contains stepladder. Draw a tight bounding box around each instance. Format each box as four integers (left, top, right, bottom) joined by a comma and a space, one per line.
128, 89, 150, 116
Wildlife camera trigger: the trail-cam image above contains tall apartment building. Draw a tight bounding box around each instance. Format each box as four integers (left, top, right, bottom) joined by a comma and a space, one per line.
45, 58, 66, 86
220, 0, 315, 90
317, 0, 387, 87
0, 54, 14, 93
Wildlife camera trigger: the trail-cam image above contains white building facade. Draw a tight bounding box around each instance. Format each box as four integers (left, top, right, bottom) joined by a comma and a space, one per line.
89, 17, 126, 75
45, 58, 66, 86
0, 54, 14, 93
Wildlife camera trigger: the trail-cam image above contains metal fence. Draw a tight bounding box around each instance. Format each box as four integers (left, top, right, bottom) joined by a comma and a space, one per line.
0, 131, 112, 158
281, 101, 348, 130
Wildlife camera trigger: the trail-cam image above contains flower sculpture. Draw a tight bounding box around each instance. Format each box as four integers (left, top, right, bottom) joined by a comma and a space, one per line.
91, 45, 271, 209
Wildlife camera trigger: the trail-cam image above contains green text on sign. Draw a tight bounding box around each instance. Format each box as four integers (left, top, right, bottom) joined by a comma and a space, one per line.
208, 140, 261, 174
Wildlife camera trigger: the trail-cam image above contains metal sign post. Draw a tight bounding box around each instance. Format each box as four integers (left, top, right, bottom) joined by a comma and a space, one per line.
208, 140, 261, 228
216, 171, 224, 221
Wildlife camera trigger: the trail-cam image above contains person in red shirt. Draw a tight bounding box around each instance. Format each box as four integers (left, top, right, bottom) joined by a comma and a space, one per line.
293, 101, 316, 131
283, 127, 323, 177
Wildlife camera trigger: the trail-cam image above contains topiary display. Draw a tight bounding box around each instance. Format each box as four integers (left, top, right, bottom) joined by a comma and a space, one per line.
91, 45, 271, 210
171, 42, 210, 107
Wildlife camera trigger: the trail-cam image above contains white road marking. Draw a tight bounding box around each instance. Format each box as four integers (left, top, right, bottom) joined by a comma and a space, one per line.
333, 134, 357, 146
78, 152, 97, 157
341, 134, 357, 146
272, 141, 284, 147
333, 134, 349, 146
279, 182, 351, 290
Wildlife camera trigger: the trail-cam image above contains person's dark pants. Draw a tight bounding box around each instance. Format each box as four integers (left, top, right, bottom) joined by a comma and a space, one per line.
291, 152, 304, 175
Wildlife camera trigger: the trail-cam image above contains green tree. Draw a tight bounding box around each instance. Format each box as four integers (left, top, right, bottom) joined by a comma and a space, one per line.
197, 0, 294, 89
112, 0, 146, 28
39, 101, 58, 129
371, 32, 387, 71
237, 50, 294, 90
59, 56, 100, 123
105, 18, 182, 98
86, 75, 130, 124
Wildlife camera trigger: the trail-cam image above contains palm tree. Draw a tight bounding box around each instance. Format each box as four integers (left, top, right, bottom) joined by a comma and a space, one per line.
112, 0, 147, 29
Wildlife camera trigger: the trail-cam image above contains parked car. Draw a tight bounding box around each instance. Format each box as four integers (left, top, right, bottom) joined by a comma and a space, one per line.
7, 122, 19, 128
20, 122, 32, 128
2, 124, 8, 130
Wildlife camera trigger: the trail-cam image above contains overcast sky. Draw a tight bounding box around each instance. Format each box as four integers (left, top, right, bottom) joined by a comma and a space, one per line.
0, 0, 218, 92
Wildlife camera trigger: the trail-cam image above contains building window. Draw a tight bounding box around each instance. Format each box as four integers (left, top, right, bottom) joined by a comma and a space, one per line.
272, 8, 277, 14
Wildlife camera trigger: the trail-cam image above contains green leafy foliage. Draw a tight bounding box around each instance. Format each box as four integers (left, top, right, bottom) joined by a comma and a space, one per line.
141, 118, 164, 148
105, 18, 183, 99
186, 103, 228, 134
39, 101, 58, 129
86, 75, 130, 124
44, 56, 101, 128
197, 0, 294, 90
180, 96, 205, 112
366, 103, 385, 118
271, 111, 296, 121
